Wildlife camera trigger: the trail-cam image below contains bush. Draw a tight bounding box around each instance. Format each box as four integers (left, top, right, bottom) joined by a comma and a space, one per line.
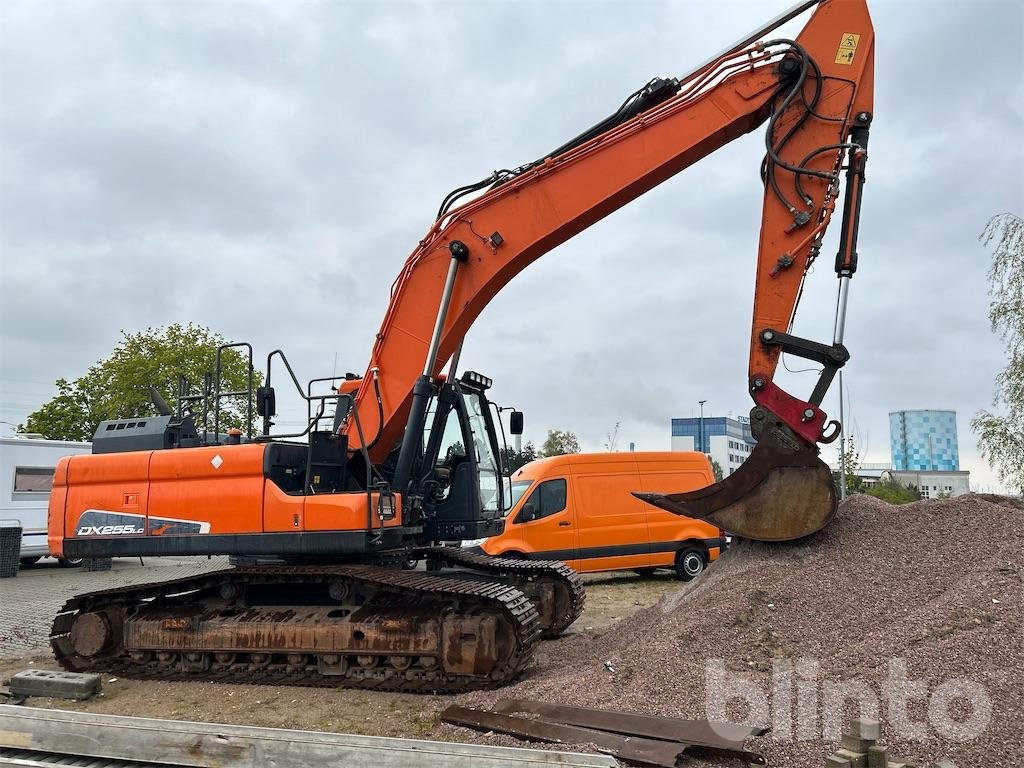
864, 478, 921, 505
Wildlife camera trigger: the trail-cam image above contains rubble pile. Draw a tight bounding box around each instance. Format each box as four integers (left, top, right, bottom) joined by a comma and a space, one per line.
467, 494, 1022, 767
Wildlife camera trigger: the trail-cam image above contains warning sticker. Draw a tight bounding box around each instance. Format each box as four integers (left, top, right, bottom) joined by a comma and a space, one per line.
835, 32, 860, 65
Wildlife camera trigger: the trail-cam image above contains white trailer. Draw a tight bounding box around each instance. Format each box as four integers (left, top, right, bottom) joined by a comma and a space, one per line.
0, 435, 91, 564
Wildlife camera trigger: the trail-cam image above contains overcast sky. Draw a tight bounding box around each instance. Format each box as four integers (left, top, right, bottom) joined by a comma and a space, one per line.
1, 0, 1022, 491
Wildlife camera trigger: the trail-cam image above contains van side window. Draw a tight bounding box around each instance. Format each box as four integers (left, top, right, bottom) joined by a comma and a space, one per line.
515, 478, 567, 523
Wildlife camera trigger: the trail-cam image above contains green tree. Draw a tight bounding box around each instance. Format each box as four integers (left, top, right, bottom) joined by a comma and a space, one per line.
539, 429, 581, 457
500, 441, 537, 474
864, 477, 921, 505
23, 324, 259, 441
972, 213, 1024, 494
709, 457, 724, 482
831, 439, 863, 496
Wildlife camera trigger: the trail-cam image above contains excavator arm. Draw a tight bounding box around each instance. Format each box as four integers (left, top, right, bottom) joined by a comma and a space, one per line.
348, 0, 874, 541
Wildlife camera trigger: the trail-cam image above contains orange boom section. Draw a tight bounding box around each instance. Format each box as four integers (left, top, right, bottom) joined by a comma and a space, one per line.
349, 0, 874, 464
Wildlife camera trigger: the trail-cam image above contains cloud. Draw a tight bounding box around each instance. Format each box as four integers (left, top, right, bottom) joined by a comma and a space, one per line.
1, 0, 1022, 492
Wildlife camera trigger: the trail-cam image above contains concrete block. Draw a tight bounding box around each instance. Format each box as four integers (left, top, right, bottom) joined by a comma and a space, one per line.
7, 669, 102, 700
834, 748, 867, 768
826, 757, 852, 768
848, 718, 881, 740
867, 745, 888, 768
843, 733, 870, 752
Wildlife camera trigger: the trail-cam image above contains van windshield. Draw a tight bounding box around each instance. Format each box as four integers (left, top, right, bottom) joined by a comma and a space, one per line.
509, 479, 533, 509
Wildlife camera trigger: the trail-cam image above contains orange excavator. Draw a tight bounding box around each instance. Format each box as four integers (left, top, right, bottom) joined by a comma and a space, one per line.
47, 0, 873, 691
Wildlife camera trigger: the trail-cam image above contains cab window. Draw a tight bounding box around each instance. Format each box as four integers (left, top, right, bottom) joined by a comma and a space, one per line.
515, 478, 567, 523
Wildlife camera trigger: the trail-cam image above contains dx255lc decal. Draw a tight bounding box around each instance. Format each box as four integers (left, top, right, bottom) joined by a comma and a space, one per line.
75, 509, 212, 537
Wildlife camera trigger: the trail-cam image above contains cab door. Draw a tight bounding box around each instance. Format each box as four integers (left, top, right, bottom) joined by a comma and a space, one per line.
514, 478, 578, 569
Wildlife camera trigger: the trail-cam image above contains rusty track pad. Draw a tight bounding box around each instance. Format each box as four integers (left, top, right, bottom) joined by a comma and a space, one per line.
635, 410, 837, 542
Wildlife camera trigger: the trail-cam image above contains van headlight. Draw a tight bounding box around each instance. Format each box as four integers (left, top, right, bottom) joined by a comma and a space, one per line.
461, 538, 488, 548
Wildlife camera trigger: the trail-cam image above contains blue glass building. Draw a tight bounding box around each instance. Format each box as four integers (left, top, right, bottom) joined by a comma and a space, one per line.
889, 410, 959, 471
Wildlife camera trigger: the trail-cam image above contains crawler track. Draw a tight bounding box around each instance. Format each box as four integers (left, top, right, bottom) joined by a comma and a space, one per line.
50, 563, 541, 693
422, 547, 585, 637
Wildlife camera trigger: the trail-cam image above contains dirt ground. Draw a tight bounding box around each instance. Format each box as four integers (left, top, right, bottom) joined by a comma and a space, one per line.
0, 570, 682, 739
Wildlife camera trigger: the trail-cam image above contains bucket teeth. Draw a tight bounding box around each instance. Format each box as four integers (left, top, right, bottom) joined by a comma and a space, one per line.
634, 412, 837, 542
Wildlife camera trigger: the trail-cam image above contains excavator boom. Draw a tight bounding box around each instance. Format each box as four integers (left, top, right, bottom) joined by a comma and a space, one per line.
349, 0, 874, 540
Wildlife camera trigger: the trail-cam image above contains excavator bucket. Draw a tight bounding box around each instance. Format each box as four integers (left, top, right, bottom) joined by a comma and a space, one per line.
635, 413, 837, 542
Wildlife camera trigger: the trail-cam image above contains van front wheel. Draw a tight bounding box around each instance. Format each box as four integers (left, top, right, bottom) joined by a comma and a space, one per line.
674, 548, 706, 582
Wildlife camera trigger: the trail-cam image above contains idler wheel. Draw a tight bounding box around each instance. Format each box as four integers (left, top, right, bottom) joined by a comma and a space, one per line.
69, 612, 111, 658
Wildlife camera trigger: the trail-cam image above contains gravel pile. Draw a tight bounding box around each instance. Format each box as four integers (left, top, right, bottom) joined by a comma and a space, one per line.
458, 494, 1022, 767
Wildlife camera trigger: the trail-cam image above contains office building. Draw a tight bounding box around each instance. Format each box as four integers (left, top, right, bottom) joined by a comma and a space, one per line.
671, 415, 755, 477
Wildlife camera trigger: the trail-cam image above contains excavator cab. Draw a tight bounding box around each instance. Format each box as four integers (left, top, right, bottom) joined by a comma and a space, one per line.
412, 371, 510, 542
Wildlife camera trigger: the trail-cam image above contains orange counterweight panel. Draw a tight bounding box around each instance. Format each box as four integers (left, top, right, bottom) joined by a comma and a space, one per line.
46, 455, 74, 558
148, 443, 265, 535
304, 491, 403, 532
59, 451, 152, 540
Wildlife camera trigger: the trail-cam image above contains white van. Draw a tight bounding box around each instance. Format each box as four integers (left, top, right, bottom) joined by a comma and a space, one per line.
0, 435, 92, 565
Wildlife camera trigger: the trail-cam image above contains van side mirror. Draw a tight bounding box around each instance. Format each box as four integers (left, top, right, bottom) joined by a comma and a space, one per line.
256, 386, 276, 418
509, 410, 524, 435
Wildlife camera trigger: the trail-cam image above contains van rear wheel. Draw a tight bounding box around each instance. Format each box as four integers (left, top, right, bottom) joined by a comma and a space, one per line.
674, 548, 706, 582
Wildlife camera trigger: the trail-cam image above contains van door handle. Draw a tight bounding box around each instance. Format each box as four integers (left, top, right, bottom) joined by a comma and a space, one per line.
558, 521, 571, 527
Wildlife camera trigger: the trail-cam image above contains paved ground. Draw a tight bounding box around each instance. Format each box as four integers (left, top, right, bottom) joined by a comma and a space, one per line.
0, 556, 228, 656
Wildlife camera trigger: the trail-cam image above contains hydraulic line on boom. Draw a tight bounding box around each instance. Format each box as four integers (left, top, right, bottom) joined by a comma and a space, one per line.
349, 0, 874, 542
